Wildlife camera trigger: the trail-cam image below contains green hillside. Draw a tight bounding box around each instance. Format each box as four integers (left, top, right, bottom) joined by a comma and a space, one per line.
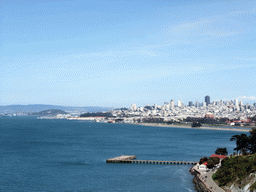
213, 154, 256, 190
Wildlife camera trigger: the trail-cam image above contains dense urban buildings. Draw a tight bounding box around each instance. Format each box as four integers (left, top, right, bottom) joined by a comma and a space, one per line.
109, 96, 256, 125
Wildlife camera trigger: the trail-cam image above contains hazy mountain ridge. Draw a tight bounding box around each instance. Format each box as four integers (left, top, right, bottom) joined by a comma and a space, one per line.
0, 104, 112, 113
30, 109, 68, 116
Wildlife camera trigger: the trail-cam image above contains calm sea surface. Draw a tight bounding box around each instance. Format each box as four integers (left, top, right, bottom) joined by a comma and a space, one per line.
0, 116, 246, 191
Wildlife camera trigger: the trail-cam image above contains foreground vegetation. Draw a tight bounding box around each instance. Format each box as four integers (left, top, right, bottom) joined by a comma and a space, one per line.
211, 128, 256, 190
230, 128, 256, 154
213, 154, 256, 190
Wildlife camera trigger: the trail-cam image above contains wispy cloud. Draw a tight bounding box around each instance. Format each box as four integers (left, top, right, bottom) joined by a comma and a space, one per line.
238, 96, 256, 100
162, 6, 256, 44
74, 49, 158, 59
169, 17, 242, 39
228, 7, 256, 16
236, 57, 256, 61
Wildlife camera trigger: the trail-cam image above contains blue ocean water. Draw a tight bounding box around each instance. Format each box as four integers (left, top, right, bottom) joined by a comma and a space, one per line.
0, 116, 245, 191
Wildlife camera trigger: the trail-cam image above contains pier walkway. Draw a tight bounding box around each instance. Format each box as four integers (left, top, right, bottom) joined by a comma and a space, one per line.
106, 155, 197, 165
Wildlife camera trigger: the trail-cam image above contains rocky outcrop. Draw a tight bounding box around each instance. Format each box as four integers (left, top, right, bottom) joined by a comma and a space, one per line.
223, 173, 256, 192
190, 167, 212, 192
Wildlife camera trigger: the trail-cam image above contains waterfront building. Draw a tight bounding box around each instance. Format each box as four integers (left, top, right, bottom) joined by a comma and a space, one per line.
205, 95, 210, 106
199, 162, 208, 171
205, 113, 214, 119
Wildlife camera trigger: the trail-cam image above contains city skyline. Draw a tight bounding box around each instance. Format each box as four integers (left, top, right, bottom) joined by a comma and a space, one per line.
1, 0, 256, 108
131, 95, 255, 109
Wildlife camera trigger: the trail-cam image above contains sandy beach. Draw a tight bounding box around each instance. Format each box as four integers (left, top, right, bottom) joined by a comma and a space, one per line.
137, 123, 251, 132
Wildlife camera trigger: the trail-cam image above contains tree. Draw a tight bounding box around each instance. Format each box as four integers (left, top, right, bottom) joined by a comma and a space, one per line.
249, 128, 256, 153
199, 157, 208, 164
191, 121, 202, 127
207, 157, 220, 169
215, 147, 228, 155
230, 134, 249, 155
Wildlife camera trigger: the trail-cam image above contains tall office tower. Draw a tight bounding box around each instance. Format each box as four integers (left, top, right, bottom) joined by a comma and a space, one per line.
188, 101, 193, 107
205, 95, 210, 106
131, 104, 137, 111
239, 101, 243, 106
170, 100, 175, 108
177, 100, 182, 107
203, 102, 207, 107
234, 99, 239, 106
195, 101, 199, 108
154, 103, 158, 109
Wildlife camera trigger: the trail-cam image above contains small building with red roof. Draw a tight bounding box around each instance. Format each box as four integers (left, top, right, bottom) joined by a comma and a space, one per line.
198, 162, 208, 170
210, 154, 227, 160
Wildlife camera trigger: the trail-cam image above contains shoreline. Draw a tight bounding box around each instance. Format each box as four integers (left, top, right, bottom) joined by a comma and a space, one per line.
135, 123, 251, 132
36, 116, 252, 132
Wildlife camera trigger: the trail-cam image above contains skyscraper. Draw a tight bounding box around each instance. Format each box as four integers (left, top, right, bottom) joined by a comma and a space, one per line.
170, 100, 174, 108
177, 100, 182, 107
205, 95, 210, 106
234, 99, 239, 106
131, 104, 137, 111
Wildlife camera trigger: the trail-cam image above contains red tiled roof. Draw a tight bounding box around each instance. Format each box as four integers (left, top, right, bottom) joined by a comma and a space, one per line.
210, 154, 227, 159
203, 162, 208, 166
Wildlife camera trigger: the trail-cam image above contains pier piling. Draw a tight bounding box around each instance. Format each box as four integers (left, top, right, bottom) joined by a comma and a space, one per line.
106, 155, 197, 165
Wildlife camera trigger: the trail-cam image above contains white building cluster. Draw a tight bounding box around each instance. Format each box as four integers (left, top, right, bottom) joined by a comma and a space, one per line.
111, 98, 256, 122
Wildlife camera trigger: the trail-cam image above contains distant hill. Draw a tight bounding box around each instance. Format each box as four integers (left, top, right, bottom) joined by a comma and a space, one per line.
0, 104, 113, 113
80, 112, 114, 118
30, 109, 67, 116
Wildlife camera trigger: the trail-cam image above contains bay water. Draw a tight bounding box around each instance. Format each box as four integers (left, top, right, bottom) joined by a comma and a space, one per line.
0, 116, 243, 191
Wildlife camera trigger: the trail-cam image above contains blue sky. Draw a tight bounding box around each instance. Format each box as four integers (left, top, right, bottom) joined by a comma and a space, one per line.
1, 0, 256, 107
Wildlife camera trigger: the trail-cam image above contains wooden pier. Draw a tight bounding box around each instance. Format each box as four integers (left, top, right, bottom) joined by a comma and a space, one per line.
106, 155, 197, 165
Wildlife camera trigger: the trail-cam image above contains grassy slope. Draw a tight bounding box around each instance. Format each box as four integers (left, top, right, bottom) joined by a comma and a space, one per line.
212, 154, 256, 190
